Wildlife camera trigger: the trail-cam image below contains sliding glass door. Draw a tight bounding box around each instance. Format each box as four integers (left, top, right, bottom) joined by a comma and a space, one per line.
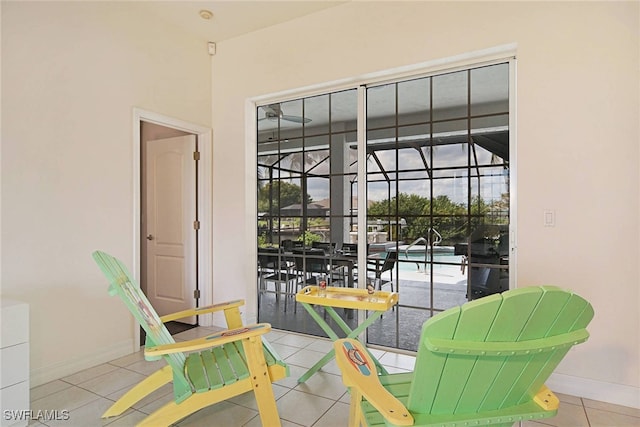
257, 90, 359, 335
365, 63, 510, 350
257, 62, 511, 352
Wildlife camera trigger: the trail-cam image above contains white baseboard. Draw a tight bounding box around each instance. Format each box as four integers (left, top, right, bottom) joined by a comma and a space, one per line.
548, 372, 640, 409
243, 310, 257, 325
30, 339, 134, 388
205, 311, 258, 329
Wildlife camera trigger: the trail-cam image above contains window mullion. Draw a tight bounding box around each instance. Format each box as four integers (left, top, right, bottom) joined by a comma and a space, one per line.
356, 85, 367, 290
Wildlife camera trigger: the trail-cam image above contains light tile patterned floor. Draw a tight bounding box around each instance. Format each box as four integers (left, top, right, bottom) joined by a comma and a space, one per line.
27, 327, 639, 427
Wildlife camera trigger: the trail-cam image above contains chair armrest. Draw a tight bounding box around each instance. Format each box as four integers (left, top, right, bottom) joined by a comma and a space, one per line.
334, 339, 414, 426
159, 299, 245, 323
145, 323, 270, 357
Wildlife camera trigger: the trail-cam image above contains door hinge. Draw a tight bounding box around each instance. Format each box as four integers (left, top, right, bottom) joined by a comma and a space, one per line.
193, 220, 200, 230
194, 289, 201, 299
193, 151, 200, 161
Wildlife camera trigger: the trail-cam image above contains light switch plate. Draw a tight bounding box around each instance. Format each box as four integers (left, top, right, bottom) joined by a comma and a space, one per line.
544, 210, 555, 227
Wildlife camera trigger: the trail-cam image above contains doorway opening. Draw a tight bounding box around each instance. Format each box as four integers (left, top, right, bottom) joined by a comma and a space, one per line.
141, 124, 198, 342
133, 108, 213, 348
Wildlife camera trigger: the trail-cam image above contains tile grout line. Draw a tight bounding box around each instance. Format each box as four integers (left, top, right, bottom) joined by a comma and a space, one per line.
580, 397, 592, 427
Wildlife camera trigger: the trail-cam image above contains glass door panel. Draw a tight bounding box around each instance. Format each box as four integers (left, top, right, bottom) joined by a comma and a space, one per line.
257, 89, 359, 336
256, 63, 510, 353
365, 63, 509, 351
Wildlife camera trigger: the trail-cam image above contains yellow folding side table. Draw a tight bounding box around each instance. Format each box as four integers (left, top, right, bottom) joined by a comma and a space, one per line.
295, 285, 398, 383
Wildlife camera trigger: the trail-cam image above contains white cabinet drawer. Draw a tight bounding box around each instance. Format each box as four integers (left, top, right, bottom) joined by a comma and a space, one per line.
1, 300, 29, 348
0, 343, 29, 387
0, 299, 29, 427
0, 381, 29, 427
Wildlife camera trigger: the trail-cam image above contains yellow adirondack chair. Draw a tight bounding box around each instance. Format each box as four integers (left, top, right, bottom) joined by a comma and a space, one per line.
92, 250, 288, 427
334, 286, 593, 427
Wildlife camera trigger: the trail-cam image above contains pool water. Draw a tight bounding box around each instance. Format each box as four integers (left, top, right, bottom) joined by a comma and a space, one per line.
398, 252, 463, 271
376, 247, 467, 284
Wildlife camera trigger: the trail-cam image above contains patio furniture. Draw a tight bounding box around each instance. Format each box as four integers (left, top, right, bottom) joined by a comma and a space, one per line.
333, 285, 593, 427
340, 243, 358, 255
457, 224, 510, 300
366, 249, 398, 292
295, 285, 398, 384
93, 250, 288, 427
312, 241, 337, 253
258, 246, 298, 302
292, 248, 347, 288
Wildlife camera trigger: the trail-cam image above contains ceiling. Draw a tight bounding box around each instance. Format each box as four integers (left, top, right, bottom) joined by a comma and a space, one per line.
130, 1, 348, 43
135, 0, 509, 155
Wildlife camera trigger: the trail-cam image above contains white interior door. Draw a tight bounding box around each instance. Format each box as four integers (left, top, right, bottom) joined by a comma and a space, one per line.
145, 135, 197, 321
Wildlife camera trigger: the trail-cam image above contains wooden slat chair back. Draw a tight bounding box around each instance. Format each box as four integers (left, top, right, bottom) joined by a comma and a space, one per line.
93, 250, 288, 427
93, 251, 190, 399
334, 286, 593, 427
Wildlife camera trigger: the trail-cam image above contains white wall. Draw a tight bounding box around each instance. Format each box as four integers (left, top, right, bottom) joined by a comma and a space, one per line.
211, 1, 639, 407
1, 2, 211, 386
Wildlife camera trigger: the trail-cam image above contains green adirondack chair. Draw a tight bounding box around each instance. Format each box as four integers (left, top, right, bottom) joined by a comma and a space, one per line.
334, 286, 593, 427
92, 250, 289, 427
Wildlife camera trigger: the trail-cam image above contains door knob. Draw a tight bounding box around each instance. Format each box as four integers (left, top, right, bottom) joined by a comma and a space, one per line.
146, 234, 154, 241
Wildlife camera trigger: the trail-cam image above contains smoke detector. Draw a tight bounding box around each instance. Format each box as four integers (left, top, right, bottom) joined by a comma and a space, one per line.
199, 10, 213, 20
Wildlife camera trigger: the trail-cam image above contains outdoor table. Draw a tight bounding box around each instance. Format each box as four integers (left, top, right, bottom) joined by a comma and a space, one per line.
295, 285, 399, 383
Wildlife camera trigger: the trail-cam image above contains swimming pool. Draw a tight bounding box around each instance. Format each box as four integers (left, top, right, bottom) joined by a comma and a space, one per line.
386, 245, 464, 275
